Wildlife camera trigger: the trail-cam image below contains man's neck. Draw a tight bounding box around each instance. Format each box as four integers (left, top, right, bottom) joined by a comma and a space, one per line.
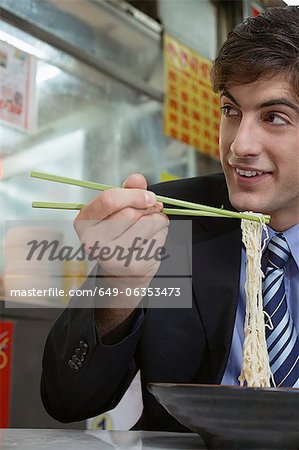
267, 213, 299, 232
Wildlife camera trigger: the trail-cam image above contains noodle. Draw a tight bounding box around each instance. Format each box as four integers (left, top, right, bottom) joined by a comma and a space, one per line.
238, 215, 271, 388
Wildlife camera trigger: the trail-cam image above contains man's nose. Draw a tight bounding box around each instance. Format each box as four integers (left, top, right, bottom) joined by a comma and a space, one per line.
230, 117, 263, 158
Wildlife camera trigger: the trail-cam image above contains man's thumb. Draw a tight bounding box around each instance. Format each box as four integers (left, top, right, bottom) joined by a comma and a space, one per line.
122, 173, 147, 190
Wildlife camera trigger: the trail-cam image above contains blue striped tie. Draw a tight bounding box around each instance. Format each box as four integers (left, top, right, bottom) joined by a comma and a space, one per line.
263, 233, 299, 387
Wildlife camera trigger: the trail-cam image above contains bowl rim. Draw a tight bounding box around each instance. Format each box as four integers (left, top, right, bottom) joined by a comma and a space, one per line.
147, 382, 299, 393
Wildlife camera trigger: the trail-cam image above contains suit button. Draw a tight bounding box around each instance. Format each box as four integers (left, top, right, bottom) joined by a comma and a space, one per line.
72, 355, 82, 368
79, 340, 88, 355
75, 348, 84, 361
68, 360, 79, 371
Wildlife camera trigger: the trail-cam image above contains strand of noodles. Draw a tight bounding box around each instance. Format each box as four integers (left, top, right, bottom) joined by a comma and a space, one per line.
239, 215, 271, 387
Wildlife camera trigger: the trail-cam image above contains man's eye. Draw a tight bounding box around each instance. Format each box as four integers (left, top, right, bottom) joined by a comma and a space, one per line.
220, 105, 239, 117
265, 113, 289, 125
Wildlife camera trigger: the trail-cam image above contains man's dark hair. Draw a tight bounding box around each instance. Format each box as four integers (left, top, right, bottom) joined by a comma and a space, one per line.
211, 6, 299, 96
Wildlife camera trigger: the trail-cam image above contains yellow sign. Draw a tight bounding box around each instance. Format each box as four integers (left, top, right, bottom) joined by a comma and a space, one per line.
164, 34, 220, 160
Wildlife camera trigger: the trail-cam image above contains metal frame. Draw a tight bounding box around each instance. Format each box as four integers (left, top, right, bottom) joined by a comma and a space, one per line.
0, 6, 163, 102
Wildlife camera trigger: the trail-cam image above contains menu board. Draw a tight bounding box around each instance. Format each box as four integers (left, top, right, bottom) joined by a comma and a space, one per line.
163, 33, 220, 160
0, 41, 37, 131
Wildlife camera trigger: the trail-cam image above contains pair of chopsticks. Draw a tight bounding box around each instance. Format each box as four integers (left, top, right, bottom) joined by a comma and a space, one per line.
30, 171, 271, 224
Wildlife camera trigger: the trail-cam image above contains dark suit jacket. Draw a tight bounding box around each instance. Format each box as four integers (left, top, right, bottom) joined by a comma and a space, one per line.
41, 173, 242, 431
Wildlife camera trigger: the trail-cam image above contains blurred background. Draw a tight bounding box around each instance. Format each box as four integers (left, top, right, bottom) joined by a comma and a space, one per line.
0, 0, 292, 431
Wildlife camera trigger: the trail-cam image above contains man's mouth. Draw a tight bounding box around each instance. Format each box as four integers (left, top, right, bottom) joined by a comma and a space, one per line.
235, 167, 266, 178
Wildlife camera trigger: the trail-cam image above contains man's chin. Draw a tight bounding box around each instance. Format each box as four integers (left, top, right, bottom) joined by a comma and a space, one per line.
228, 193, 266, 214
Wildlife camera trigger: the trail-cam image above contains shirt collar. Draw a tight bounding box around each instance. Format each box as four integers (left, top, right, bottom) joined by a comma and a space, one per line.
266, 224, 299, 270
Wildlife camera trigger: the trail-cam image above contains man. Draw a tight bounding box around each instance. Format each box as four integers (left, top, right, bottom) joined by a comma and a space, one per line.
41, 6, 299, 430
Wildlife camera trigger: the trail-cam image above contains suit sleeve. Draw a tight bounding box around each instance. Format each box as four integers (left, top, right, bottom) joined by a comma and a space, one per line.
40, 266, 145, 423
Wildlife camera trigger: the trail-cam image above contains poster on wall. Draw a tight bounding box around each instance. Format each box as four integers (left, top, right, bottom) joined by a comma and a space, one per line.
0, 40, 37, 132
163, 33, 220, 160
0, 320, 14, 428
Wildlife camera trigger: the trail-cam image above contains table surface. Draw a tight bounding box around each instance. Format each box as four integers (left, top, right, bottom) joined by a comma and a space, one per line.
0, 429, 206, 450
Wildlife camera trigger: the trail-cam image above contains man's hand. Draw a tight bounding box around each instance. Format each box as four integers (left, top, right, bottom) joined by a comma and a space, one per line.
74, 173, 169, 285
73, 174, 169, 339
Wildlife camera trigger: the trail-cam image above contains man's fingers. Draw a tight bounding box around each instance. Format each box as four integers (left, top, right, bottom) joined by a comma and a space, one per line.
78, 204, 164, 250
73, 173, 161, 253
116, 212, 169, 250
75, 187, 157, 226
97, 221, 169, 278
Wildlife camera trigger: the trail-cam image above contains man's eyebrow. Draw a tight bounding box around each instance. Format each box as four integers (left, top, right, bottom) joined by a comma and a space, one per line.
259, 98, 299, 113
221, 89, 299, 114
220, 90, 240, 107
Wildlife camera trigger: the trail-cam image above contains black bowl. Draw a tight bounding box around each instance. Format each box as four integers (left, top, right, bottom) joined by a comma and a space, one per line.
148, 383, 299, 449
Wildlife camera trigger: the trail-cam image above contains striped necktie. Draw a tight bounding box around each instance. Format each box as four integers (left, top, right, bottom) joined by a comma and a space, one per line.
263, 233, 299, 387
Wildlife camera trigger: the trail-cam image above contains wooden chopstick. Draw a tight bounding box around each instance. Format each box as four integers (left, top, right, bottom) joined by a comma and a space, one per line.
30, 171, 271, 224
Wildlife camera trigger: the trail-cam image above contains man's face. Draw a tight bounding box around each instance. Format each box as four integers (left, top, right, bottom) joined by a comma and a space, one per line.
219, 74, 299, 231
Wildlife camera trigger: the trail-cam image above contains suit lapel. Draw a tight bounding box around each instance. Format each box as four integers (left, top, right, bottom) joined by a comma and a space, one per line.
152, 173, 243, 382
191, 217, 242, 382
